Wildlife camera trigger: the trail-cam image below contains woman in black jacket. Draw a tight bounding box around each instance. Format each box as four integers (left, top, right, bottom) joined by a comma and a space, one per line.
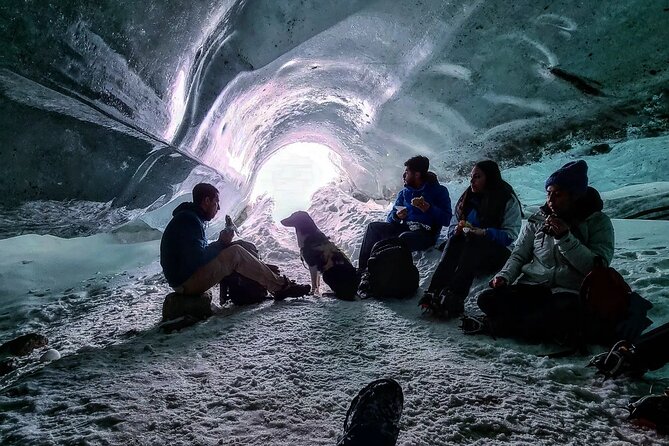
420, 160, 522, 318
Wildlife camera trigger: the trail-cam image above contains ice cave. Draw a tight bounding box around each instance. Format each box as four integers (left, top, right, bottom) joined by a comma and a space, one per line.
1, 1, 668, 444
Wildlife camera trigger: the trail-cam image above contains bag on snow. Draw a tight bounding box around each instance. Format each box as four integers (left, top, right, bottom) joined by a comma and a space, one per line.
581, 256, 631, 323
579, 256, 652, 343
359, 238, 419, 299
336, 378, 404, 446
219, 241, 269, 305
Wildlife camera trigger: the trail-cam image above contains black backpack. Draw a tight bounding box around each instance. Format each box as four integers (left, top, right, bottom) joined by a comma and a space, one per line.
219, 241, 268, 306
360, 238, 419, 299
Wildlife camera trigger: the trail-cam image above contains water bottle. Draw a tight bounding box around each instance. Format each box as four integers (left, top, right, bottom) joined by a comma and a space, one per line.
224, 215, 239, 235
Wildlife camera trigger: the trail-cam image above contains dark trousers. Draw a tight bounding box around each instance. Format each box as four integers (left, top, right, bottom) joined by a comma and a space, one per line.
357, 221, 436, 270
427, 235, 510, 297
477, 284, 581, 342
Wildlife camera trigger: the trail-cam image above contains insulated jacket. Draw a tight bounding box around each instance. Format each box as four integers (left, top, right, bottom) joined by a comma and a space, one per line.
447, 195, 522, 248
387, 172, 452, 234
160, 202, 221, 288
497, 187, 614, 293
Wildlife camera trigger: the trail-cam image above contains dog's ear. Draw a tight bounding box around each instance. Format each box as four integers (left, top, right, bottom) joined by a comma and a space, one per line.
296, 211, 319, 234
281, 211, 317, 231
280, 210, 307, 228
280, 211, 298, 227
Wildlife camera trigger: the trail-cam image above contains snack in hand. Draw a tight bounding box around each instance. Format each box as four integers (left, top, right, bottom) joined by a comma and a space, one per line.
411, 196, 425, 207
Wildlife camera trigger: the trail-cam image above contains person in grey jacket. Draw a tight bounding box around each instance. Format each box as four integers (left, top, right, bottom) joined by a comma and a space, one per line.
477, 160, 615, 341
420, 160, 522, 318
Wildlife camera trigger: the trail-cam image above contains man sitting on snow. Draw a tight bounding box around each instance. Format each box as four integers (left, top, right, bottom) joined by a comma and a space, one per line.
357, 155, 452, 270
160, 183, 310, 300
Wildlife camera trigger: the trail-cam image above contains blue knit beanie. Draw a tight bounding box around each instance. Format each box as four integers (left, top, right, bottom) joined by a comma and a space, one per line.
544, 160, 589, 196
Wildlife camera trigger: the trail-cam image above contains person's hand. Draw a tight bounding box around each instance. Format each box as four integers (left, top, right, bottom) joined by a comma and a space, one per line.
411, 196, 430, 213
396, 208, 408, 220
546, 215, 570, 239
490, 276, 507, 288
455, 220, 471, 236
218, 229, 234, 245
468, 227, 486, 237
454, 220, 465, 235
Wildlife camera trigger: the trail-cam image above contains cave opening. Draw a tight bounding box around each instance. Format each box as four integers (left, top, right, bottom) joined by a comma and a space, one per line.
250, 142, 342, 221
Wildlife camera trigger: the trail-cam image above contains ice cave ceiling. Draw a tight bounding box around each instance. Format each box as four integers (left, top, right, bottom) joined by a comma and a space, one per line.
0, 0, 668, 227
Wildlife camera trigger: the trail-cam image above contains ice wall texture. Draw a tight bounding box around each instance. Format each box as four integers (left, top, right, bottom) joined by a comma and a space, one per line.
0, 1, 668, 228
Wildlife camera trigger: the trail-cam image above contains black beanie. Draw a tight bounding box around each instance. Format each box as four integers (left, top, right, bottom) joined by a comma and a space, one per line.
544, 160, 588, 196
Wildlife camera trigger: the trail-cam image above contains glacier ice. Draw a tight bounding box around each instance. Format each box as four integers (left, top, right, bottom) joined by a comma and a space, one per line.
1, 0, 668, 234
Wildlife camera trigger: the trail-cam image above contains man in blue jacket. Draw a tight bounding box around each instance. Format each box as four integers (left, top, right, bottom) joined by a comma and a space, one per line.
160, 183, 310, 299
357, 156, 452, 270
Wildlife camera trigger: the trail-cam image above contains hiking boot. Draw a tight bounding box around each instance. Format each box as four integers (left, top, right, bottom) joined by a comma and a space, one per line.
355, 267, 366, 279
272, 277, 311, 301
459, 314, 495, 337
425, 289, 464, 319
588, 340, 647, 379
627, 390, 669, 434
418, 291, 436, 313
337, 378, 404, 446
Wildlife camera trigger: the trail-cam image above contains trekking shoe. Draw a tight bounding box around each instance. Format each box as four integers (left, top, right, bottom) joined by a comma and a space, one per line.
588, 340, 647, 379
627, 390, 669, 434
337, 378, 404, 446
357, 270, 371, 299
272, 277, 311, 301
460, 314, 493, 336
424, 289, 464, 319
418, 291, 436, 313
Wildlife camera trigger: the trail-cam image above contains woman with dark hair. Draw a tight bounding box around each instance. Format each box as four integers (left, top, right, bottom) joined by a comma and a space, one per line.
420, 160, 522, 318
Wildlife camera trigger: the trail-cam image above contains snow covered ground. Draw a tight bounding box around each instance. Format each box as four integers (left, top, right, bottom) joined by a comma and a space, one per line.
1, 144, 668, 445
1, 198, 668, 444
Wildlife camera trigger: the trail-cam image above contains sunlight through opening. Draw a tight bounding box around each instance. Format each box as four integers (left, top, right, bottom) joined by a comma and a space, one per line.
251, 142, 341, 221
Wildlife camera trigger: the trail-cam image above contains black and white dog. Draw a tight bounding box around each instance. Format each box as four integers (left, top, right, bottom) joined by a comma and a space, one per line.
280, 211, 359, 300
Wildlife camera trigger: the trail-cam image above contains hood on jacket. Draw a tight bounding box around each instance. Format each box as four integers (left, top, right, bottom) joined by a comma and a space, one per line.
573, 186, 604, 220
425, 171, 439, 185
172, 201, 207, 220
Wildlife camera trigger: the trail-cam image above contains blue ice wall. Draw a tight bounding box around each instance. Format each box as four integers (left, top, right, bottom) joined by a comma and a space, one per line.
0, 0, 667, 234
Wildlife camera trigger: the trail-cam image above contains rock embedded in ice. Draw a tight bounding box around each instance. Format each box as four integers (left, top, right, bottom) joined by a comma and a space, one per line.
39, 349, 61, 362
0, 358, 17, 376
0, 333, 48, 356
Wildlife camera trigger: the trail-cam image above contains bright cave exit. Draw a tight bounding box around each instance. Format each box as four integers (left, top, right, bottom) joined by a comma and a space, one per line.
251, 142, 342, 221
